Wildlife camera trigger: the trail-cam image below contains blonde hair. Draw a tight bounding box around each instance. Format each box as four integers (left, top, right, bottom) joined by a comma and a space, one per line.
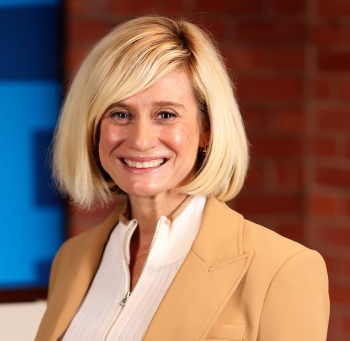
53, 16, 249, 209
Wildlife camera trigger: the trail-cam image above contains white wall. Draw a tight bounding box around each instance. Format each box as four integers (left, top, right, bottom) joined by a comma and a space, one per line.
0, 301, 46, 341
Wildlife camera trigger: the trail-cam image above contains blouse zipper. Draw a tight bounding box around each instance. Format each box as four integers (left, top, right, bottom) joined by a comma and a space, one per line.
119, 291, 131, 306
103, 220, 137, 341
103, 217, 163, 340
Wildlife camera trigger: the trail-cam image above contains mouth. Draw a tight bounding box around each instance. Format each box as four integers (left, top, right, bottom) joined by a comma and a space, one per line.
123, 158, 166, 169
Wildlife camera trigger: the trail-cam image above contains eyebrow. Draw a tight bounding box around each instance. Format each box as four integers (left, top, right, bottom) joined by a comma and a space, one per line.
153, 101, 186, 109
107, 101, 186, 111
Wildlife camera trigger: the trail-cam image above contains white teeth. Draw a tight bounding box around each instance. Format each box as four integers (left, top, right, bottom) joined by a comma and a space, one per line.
124, 158, 165, 168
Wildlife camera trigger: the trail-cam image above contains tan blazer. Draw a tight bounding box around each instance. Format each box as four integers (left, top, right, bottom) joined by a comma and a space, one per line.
35, 197, 329, 341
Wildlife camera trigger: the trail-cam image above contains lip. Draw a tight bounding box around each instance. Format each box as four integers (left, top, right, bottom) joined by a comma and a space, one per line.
119, 156, 169, 162
117, 156, 169, 173
120, 160, 168, 173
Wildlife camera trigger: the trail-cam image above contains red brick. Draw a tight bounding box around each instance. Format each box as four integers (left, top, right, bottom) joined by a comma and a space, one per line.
68, 196, 124, 237
244, 165, 265, 188
344, 259, 350, 276
317, 226, 350, 246
316, 167, 350, 187
312, 137, 337, 157
318, 50, 350, 72
312, 23, 340, 46
343, 317, 350, 334
326, 333, 338, 341
236, 194, 302, 215
68, 214, 97, 235
67, 225, 91, 238
339, 81, 350, 101
277, 222, 304, 243
271, 108, 304, 132
310, 194, 337, 215
346, 199, 350, 218
272, 0, 306, 14
327, 314, 338, 339
65, 45, 91, 74
237, 77, 303, 100
222, 47, 266, 72
68, 19, 111, 44
235, 22, 305, 44
329, 284, 350, 304
345, 24, 350, 43
312, 79, 331, 99
196, 19, 227, 42
66, 0, 88, 14
347, 141, 350, 160
68, 196, 124, 216
162, 0, 186, 13
276, 164, 303, 187
109, 0, 161, 14
194, 0, 263, 13
242, 108, 269, 131
269, 47, 305, 70
323, 255, 337, 273
250, 136, 303, 158
89, 0, 110, 12
317, 0, 350, 18
316, 109, 350, 133
338, 137, 350, 161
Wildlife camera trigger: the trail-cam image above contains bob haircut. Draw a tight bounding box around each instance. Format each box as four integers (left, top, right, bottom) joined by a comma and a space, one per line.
53, 15, 249, 210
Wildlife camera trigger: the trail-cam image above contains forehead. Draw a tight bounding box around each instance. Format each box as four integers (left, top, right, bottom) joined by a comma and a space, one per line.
113, 71, 198, 110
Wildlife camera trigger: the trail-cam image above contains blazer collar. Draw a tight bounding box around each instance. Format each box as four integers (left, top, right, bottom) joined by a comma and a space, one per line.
40, 197, 251, 341
144, 197, 252, 340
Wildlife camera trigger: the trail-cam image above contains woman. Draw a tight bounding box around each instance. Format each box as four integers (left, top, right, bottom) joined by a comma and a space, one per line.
36, 16, 329, 341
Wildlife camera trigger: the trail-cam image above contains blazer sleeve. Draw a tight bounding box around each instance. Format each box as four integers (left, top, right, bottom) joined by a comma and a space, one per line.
258, 249, 330, 341
47, 240, 74, 301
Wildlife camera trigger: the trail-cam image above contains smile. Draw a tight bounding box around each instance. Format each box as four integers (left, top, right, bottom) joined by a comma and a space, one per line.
123, 158, 166, 169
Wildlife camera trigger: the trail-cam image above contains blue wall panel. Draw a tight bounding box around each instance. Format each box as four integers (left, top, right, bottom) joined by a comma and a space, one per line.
0, 0, 59, 7
0, 6, 61, 79
0, 0, 64, 289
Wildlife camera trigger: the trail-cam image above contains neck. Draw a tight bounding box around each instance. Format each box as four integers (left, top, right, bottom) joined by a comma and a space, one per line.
126, 191, 189, 291
128, 192, 188, 240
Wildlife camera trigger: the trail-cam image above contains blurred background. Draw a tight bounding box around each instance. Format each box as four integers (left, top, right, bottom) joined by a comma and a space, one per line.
0, 0, 349, 340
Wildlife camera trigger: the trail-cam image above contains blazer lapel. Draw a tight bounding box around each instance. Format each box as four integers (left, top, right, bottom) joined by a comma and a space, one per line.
144, 197, 252, 341
37, 203, 124, 341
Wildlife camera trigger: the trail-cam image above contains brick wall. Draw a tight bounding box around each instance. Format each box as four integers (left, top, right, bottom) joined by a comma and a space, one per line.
63, 1, 350, 339
306, 2, 350, 339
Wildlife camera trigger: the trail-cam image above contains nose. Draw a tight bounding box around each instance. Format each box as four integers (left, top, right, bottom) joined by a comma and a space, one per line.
129, 119, 158, 151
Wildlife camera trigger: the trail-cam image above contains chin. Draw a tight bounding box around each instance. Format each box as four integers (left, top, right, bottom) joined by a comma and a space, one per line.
120, 183, 168, 198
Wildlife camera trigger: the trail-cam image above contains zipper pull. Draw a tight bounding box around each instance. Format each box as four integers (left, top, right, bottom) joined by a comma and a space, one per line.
119, 291, 131, 307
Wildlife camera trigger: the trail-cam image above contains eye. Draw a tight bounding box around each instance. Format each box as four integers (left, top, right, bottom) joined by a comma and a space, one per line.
156, 111, 178, 120
109, 111, 130, 120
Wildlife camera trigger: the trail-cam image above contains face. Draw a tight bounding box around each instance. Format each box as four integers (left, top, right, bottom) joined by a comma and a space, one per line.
98, 71, 206, 199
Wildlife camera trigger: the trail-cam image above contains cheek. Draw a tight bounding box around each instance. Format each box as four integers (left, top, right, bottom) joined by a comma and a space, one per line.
98, 121, 122, 165
170, 123, 201, 161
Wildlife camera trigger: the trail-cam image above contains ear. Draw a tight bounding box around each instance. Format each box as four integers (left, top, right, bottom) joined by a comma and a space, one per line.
199, 127, 210, 148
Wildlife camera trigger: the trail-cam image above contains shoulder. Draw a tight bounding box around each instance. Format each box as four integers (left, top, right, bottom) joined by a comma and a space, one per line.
47, 224, 108, 296
48, 204, 123, 295
202, 197, 326, 269
201, 198, 329, 338
58, 224, 104, 258
206, 197, 327, 281
53, 223, 105, 269
53, 201, 125, 266
243, 216, 328, 298
243, 218, 307, 259
242, 217, 327, 276
241, 221, 330, 339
